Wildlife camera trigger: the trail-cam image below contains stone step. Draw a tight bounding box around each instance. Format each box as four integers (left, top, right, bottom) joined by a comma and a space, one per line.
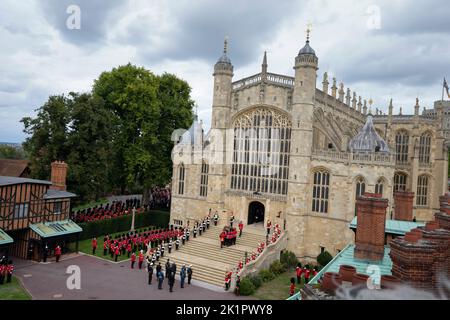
163, 256, 225, 286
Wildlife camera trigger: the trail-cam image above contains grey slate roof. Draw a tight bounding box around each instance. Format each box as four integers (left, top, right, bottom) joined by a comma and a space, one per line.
349, 115, 390, 153
0, 176, 52, 187
298, 40, 316, 55
43, 189, 77, 199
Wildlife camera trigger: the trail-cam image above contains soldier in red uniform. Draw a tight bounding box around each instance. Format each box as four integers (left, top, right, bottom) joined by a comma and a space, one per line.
114, 245, 120, 262
296, 265, 302, 284
238, 221, 244, 237
304, 268, 311, 284
55, 245, 62, 262
266, 220, 272, 235
126, 242, 132, 258
138, 250, 144, 269
92, 237, 98, 255
6, 261, 13, 283
131, 252, 136, 269
289, 277, 296, 296
219, 231, 225, 249
103, 241, 107, 256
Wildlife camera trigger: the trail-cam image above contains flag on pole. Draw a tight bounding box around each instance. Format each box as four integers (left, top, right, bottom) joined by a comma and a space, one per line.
444, 78, 450, 99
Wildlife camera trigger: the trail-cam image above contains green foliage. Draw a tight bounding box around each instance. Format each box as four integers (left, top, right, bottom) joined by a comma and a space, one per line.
76, 210, 169, 240
316, 251, 333, 267
269, 260, 286, 275
0, 145, 25, 159
238, 277, 256, 296
21, 64, 195, 201
248, 274, 263, 289
258, 269, 275, 282
280, 250, 299, 270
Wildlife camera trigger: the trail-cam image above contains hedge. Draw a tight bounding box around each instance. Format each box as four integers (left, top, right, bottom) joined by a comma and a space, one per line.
239, 277, 256, 296
269, 260, 286, 275
248, 274, 263, 289
280, 250, 299, 270
259, 269, 275, 282
316, 251, 333, 267
76, 210, 170, 240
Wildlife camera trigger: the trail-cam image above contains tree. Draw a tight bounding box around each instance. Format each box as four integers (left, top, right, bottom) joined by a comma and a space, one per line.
92, 64, 194, 199
0, 145, 25, 159
21, 95, 70, 179
65, 92, 114, 201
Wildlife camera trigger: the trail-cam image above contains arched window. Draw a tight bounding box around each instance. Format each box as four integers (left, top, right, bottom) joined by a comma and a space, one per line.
355, 177, 366, 199
199, 161, 209, 197
394, 172, 407, 192
395, 131, 409, 164
419, 132, 431, 164
312, 170, 330, 213
231, 107, 291, 195
178, 164, 185, 195
416, 175, 429, 206
375, 178, 384, 196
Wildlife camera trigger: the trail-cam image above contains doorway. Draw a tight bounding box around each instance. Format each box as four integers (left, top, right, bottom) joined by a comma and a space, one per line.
248, 201, 265, 225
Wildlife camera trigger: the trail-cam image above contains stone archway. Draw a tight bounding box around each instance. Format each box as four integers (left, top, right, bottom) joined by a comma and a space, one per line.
248, 201, 265, 225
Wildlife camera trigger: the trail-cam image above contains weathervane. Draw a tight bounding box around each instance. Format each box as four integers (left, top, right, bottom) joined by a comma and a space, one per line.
224, 35, 229, 54
306, 22, 313, 42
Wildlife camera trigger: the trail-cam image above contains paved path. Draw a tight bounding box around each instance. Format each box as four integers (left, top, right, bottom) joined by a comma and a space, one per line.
14, 254, 253, 300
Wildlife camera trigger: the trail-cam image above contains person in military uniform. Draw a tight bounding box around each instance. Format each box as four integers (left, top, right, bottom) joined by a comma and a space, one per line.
175, 237, 180, 250
198, 222, 203, 236
160, 243, 165, 258
186, 229, 190, 241
193, 225, 197, 238
156, 248, 161, 261
182, 232, 186, 245
213, 211, 219, 226
147, 262, 154, 285
187, 265, 193, 285
180, 265, 186, 288
168, 240, 172, 254
206, 217, 210, 229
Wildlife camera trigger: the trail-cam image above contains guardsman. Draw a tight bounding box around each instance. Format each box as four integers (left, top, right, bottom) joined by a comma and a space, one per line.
230, 214, 235, 229
186, 229, 190, 241
126, 242, 132, 258
182, 232, 186, 245
289, 277, 296, 296
219, 231, 225, 249
193, 225, 197, 238
175, 237, 180, 250
160, 244, 165, 258
43, 244, 49, 262
266, 219, 272, 236
156, 247, 161, 261
6, 261, 13, 283
213, 211, 219, 226
92, 237, 98, 255
168, 240, 173, 254
202, 220, 207, 232
198, 223, 203, 236
304, 267, 311, 284
131, 252, 136, 269
187, 265, 193, 284
296, 265, 302, 284
224, 271, 231, 291
151, 252, 156, 265
103, 241, 108, 256
147, 262, 154, 285
55, 245, 62, 262
235, 275, 241, 296
238, 221, 244, 237
206, 217, 210, 229
138, 250, 144, 269
114, 245, 120, 262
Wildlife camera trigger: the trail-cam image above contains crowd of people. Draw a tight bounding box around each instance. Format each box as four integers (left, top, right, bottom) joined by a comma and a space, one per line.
146, 187, 171, 210
72, 198, 143, 223
0, 256, 14, 285
290, 264, 319, 296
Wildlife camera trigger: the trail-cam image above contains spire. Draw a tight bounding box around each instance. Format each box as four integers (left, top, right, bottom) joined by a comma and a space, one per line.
331, 78, 337, 98
363, 99, 368, 115
346, 88, 351, 106
414, 97, 420, 116
223, 36, 228, 55
338, 82, 345, 102
298, 23, 316, 56
357, 96, 362, 112
216, 36, 232, 65
262, 51, 268, 75
322, 72, 329, 93
388, 98, 393, 116
352, 92, 357, 109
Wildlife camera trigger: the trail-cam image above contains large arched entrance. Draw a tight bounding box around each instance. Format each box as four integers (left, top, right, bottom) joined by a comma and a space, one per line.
248, 201, 265, 225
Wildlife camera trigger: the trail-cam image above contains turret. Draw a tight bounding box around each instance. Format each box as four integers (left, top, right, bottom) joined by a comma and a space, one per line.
212, 37, 233, 129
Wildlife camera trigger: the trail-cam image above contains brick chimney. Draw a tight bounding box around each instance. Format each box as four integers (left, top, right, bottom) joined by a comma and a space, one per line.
50, 161, 68, 191
354, 192, 388, 261
393, 191, 414, 221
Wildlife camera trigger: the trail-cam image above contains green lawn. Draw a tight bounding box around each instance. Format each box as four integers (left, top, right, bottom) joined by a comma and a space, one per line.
72, 198, 109, 211
0, 276, 32, 300
68, 225, 156, 262
253, 270, 302, 300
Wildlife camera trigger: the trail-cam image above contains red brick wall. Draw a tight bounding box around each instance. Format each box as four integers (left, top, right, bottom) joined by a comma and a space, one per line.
393, 191, 414, 221
354, 193, 388, 261
49, 161, 68, 191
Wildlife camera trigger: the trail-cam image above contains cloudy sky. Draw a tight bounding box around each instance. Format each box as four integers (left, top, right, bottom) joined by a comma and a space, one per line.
1, 0, 450, 142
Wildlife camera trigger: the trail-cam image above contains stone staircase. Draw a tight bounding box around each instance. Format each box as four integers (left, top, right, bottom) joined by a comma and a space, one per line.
162, 224, 267, 287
